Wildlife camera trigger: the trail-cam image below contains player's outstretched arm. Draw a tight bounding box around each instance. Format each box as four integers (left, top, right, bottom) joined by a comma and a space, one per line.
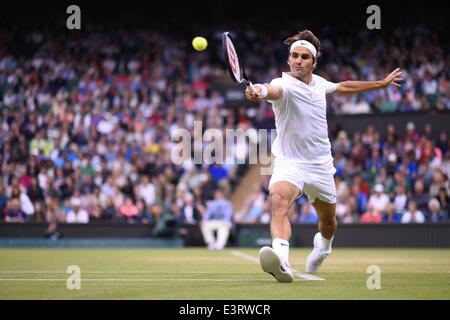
245, 84, 283, 102
335, 68, 403, 95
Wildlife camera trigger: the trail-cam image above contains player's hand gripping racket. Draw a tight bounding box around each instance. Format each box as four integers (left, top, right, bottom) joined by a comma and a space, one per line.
222, 32, 256, 94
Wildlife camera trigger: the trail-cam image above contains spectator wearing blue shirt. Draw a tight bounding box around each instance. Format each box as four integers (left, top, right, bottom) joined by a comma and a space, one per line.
209, 164, 228, 182
5, 198, 26, 223
383, 202, 402, 223
200, 189, 233, 250
352, 182, 368, 215
297, 202, 319, 224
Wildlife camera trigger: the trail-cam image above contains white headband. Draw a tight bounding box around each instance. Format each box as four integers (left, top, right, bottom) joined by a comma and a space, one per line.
289, 40, 317, 58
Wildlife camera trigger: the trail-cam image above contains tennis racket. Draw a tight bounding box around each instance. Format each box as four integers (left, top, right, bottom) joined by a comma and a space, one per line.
222, 32, 256, 93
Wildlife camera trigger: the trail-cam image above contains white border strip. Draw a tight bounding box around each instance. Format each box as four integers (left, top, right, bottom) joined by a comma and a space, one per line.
0, 271, 255, 274
0, 278, 275, 282
231, 250, 325, 281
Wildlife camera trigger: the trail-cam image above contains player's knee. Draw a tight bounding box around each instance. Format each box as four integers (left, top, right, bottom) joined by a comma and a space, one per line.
270, 191, 290, 214
322, 216, 337, 229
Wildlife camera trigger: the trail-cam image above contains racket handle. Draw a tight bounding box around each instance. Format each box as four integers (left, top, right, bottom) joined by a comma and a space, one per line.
247, 82, 256, 94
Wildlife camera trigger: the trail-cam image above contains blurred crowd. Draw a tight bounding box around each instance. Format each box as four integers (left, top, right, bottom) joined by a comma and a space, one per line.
0, 13, 449, 235
242, 26, 449, 114
237, 122, 450, 224
0, 26, 255, 236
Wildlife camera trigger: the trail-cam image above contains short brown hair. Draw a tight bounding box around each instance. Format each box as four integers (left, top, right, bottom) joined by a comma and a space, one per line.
284, 30, 321, 60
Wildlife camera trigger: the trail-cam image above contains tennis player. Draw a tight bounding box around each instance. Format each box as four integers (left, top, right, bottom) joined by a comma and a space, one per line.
245, 30, 402, 282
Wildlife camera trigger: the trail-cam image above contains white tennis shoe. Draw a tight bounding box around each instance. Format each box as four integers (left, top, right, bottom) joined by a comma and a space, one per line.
305, 232, 330, 274
259, 246, 294, 283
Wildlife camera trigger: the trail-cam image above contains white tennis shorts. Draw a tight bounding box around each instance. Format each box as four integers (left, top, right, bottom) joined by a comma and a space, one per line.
268, 157, 337, 204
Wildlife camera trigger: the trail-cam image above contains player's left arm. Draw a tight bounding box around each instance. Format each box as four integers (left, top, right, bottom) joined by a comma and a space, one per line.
334, 68, 403, 95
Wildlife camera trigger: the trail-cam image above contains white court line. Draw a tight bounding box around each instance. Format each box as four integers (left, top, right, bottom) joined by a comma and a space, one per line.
0, 271, 254, 274
0, 278, 275, 282
231, 250, 325, 281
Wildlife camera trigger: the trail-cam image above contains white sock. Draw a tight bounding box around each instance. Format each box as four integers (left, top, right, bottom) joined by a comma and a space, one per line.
272, 238, 290, 267
320, 234, 333, 254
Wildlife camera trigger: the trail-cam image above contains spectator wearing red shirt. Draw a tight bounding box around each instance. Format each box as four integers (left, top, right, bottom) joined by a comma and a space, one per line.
360, 203, 383, 224
119, 197, 140, 223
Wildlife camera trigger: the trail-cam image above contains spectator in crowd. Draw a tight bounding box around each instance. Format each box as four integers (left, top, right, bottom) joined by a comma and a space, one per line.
259, 198, 272, 224
66, 198, 89, 224
428, 198, 446, 223
0, 183, 8, 220
333, 131, 352, 155
33, 202, 46, 223
383, 202, 402, 223
44, 190, 62, 239
136, 198, 152, 224
402, 201, 425, 224
360, 203, 383, 224
176, 193, 203, 224
429, 169, 448, 198
335, 176, 348, 202
393, 184, 408, 215
200, 189, 233, 250
350, 181, 368, 215
27, 177, 45, 207
5, 198, 26, 223
437, 187, 450, 217
100, 197, 118, 221
410, 180, 431, 215
85, 193, 102, 221
368, 184, 389, 214
119, 197, 140, 223
209, 164, 230, 195
150, 201, 177, 237
335, 193, 357, 224
9, 184, 34, 221
297, 202, 319, 224
137, 175, 156, 208
235, 187, 265, 224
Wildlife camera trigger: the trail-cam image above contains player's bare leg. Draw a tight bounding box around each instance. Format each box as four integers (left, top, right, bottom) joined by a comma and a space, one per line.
270, 181, 300, 239
306, 199, 336, 273
259, 181, 300, 283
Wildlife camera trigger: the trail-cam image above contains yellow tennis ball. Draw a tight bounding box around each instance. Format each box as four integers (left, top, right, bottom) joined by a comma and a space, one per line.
192, 36, 208, 51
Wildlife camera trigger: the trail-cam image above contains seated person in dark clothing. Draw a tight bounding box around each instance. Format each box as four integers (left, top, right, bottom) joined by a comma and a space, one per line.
0, 184, 8, 220
178, 193, 203, 224
101, 197, 118, 221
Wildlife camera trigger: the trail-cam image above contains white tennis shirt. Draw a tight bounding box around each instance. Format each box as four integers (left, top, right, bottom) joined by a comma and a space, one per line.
269, 72, 337, 165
